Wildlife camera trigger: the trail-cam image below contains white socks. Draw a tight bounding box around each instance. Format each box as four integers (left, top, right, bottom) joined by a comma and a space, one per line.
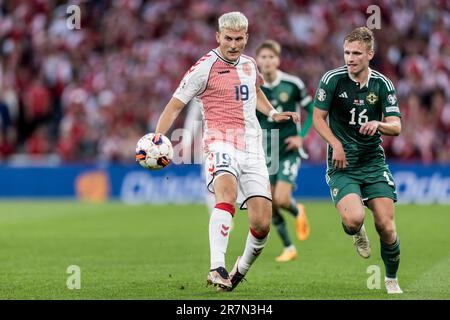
209, 203, 234, 270
238, 228, 269, 275
209, 203, 269, 275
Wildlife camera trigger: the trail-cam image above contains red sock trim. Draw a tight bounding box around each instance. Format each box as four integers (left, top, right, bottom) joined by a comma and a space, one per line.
250, 227, 269, 239
215, 202, 235, 216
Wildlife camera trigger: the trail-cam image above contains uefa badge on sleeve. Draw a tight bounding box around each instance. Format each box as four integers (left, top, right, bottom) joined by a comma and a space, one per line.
387, 94, 397, 105
317, 88, 326, 102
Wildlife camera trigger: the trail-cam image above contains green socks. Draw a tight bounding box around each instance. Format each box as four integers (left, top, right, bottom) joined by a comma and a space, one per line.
286, 199, 299, 217
272, 207, 292, 247
381, 237, 400, 278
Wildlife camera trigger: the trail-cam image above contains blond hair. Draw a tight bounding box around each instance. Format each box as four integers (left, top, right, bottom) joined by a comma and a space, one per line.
218, 12, 248, 32
344, 27, 375, 51
256, 39, 281, 56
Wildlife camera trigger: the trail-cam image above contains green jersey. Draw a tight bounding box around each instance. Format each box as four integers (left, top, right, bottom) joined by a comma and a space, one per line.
313, 66, 401, 172
257, 71, 313, 157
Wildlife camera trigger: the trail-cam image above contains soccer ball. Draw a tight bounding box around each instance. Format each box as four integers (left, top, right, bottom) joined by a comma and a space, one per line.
135, 133, 173, 170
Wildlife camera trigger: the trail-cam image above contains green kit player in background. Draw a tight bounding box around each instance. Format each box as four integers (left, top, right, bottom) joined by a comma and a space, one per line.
313, 27, 403, 294
256, 40, 312, 262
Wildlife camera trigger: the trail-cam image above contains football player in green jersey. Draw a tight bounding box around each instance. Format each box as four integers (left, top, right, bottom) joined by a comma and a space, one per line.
313, 27, 403, 294
256, 40, 312, 262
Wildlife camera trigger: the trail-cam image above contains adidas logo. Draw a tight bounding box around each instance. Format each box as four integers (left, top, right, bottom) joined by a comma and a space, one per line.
339, 92, 348, 98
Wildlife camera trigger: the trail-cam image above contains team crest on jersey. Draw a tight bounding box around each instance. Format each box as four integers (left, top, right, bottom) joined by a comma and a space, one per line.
366, 92, 378, 104
387, 94, 397, 105
332, 188, 339, 198
317, 88, 326, 101
279, 92, 289, 103
242, 62, 252, 76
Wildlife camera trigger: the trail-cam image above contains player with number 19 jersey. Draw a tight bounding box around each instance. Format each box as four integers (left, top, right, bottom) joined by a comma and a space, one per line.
174, 49, 271, 208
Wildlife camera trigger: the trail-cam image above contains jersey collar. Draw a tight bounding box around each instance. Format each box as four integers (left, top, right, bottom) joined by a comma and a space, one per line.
262, 70, 282, 88
212, 48, 240, 66
348, 67, 372, 89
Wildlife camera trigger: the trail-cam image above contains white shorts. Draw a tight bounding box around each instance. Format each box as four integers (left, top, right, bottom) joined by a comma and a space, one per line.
204, 142, 272, 209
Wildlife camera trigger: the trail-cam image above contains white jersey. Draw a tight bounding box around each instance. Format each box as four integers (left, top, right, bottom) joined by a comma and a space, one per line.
173, 49, 264, 154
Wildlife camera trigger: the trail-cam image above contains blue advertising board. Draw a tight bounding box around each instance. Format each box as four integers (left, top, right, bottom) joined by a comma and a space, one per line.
0, 163, 449, 204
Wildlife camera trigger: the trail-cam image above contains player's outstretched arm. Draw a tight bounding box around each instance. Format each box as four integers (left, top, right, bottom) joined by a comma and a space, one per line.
313, 107, 348, 169
256, 88, 299, 123
155, 97, 186, 135
359, 116, 401, 136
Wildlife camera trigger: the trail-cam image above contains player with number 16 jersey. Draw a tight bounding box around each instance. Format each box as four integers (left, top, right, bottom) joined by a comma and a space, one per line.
313, 27, 403, 294
314, 64, 401, 204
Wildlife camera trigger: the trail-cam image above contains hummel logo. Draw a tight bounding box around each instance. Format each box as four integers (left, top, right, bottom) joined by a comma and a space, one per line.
218, 70, 230, 74
253, 248, 263, 257
220, 224, 230, 237
339, 92, 348, 98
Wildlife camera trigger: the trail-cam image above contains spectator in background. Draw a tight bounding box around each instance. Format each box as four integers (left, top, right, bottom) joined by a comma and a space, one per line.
0, 99, 14, 159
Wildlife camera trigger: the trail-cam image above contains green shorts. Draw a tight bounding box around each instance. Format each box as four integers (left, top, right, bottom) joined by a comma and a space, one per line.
327, 167, 397, 205
269, 152, 301, 186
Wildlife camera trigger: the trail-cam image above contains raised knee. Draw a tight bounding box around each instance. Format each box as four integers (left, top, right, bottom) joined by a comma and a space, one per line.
342, 217, 364, 233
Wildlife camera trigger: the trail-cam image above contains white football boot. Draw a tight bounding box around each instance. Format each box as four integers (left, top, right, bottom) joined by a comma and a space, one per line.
385, 277, 403, 294
353, 224, 371, 258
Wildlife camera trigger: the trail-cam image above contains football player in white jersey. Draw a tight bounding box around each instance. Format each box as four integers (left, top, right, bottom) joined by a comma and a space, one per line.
153, 12, 299, 291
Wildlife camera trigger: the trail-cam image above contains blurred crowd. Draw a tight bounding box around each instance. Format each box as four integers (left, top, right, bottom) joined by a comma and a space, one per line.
0, 0, 449, 164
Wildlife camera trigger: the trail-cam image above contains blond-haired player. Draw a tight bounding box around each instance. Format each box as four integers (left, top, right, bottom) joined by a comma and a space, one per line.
313, 27, 403, 294
153, 12, 299, 291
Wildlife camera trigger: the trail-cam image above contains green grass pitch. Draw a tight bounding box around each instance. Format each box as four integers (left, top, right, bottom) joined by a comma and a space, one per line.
0, 201, 449, 299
